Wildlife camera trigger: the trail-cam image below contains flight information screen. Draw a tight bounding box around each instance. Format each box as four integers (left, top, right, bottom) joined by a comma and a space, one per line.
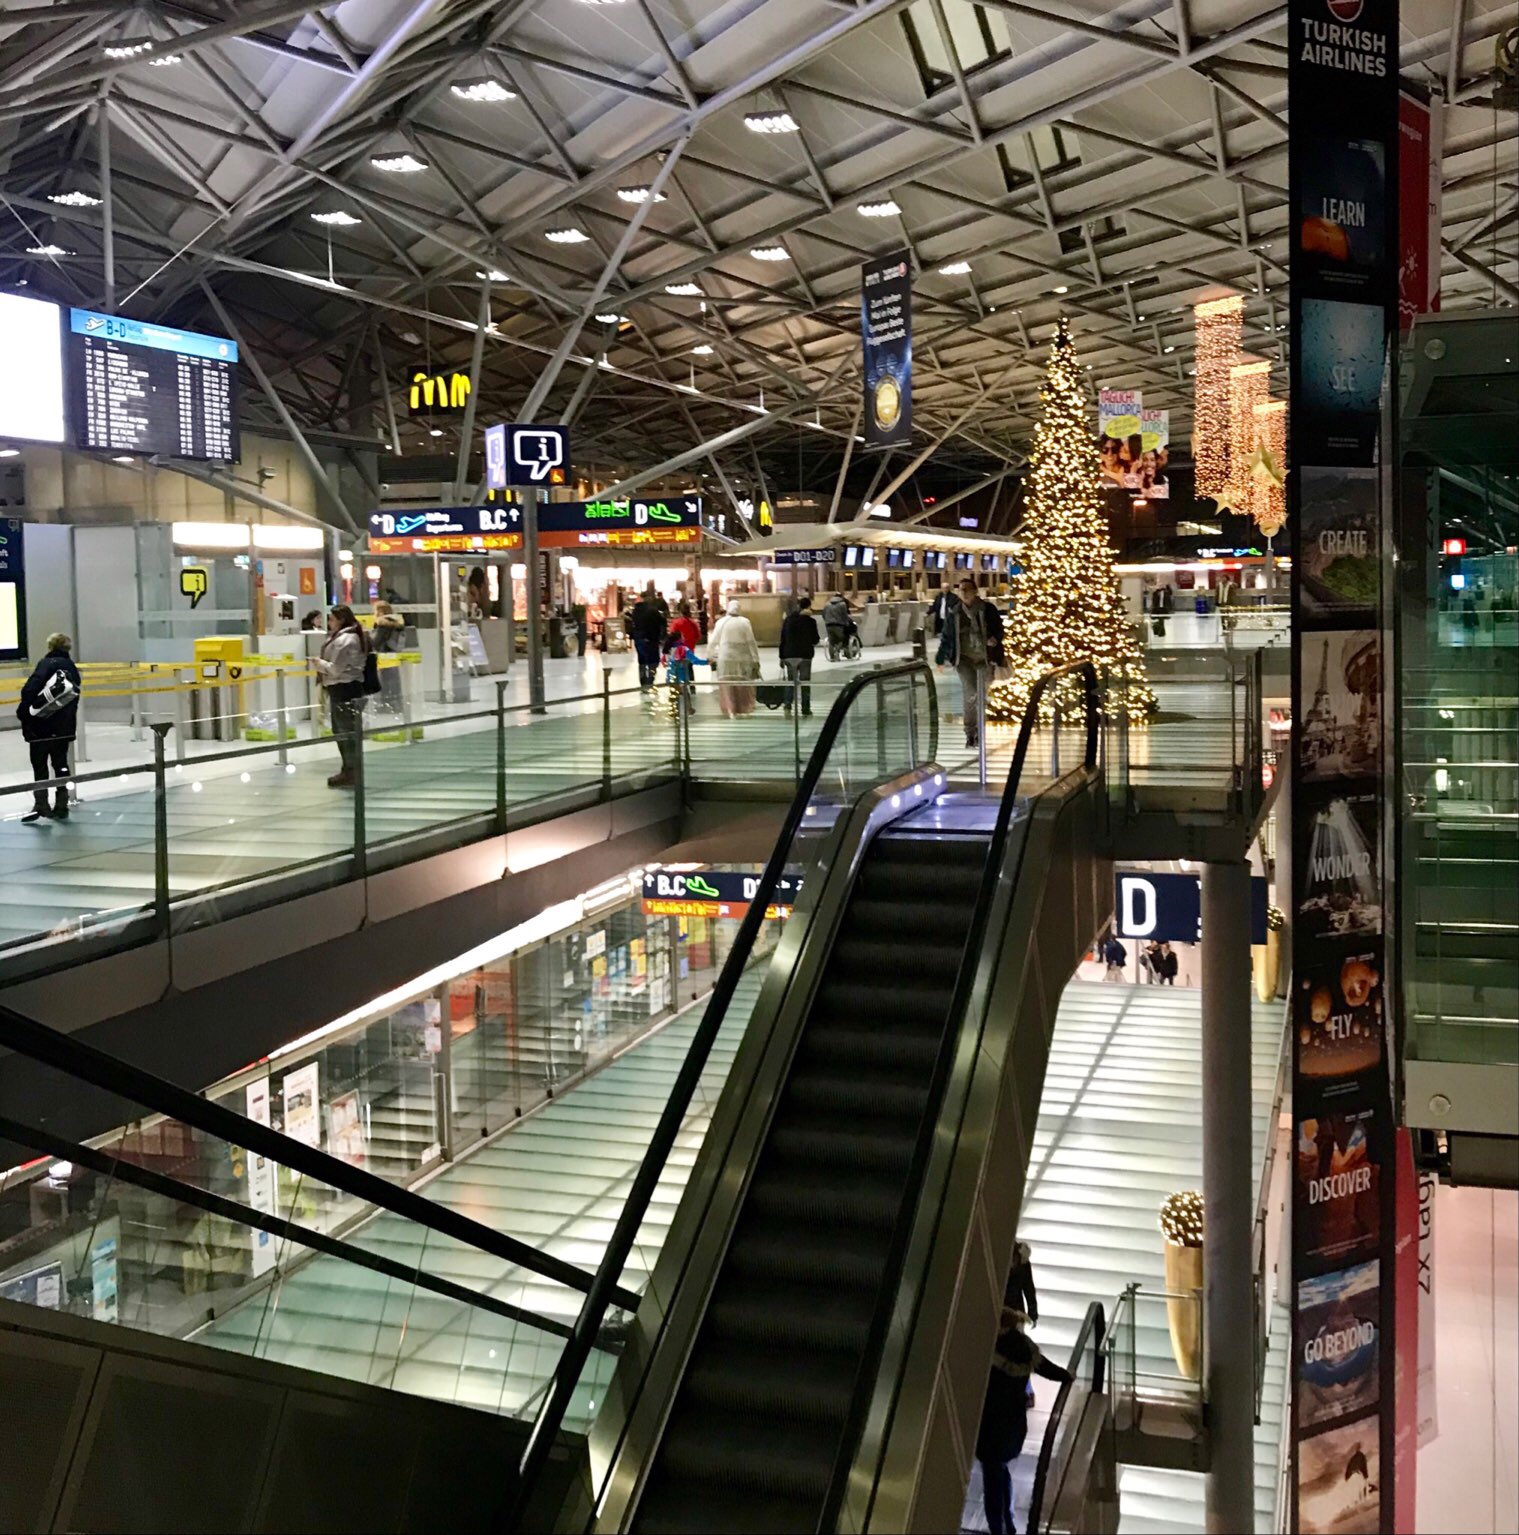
68, 309, 239, 461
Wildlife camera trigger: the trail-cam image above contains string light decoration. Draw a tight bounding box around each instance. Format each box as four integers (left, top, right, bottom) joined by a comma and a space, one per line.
986, 320, 1154, 725
1192, 294, 1244, 503
1250, 398, 1288, 536
1226, 359, 1271, 511
1158, 1189, 1205, 1248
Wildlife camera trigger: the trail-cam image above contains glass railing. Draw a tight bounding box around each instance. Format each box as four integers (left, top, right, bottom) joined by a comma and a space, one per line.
0, 1003, 626, 1414
0, 664, 919, 981
1101, 1282, 1206, 1434
1028, 1300, 1107, 1535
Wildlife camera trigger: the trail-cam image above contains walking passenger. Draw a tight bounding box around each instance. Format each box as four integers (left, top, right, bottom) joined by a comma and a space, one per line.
779, 596, 818, 717
316, 605, 370, 788
630, 583, 668, 689
710, 599, 760, 717
17, 632, 80, 824
976, 1308, 1072, 1535
941, 578, 1005, 750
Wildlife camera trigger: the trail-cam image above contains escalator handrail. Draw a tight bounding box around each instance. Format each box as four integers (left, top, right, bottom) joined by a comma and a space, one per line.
822, 658, 1101, 1531
0, 1001, 639, 1314
1026, 1300, 1107, 1534
509, 658, 936, 1519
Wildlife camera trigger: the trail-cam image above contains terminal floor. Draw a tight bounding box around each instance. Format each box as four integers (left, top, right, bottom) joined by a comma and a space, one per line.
958, 980, 1289, 1535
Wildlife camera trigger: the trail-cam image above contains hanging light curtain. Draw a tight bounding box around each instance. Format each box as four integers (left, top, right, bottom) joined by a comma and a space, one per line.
1251, 398, 1288, 536
1192, 294, 1244, 503
1226, 359, 1271, 512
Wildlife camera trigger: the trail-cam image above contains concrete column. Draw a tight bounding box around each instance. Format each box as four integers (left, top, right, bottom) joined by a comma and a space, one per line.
1201, 857, 1255, 1534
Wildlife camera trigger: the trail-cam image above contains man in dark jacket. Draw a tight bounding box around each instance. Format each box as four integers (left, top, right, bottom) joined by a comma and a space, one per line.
18, 632, 81, 823
941, 578, 1006, 749
778, 596, 818, 717
977, 1308, 1071, 1534
629, 583, 667, 689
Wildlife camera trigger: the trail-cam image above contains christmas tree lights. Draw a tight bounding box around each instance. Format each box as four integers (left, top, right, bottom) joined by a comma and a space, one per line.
1250, 398, 1288, 536
986, 321, 1154, 725
1226, 359, 1271, 511
1192, 294, 1244, 503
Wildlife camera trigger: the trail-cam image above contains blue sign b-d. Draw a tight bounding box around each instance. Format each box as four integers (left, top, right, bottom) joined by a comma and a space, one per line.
1115, 871, 1268, 944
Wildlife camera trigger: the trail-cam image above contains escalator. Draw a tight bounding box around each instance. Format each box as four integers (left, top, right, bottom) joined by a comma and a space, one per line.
636, 825, 987, 1531
556, 661, 1111, 1534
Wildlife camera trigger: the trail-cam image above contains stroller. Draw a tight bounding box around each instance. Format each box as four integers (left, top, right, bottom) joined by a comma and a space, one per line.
826, 616, 863, 662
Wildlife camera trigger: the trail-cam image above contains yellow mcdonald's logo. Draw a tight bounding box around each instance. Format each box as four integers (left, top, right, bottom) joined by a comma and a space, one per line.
408, 369, 471, 412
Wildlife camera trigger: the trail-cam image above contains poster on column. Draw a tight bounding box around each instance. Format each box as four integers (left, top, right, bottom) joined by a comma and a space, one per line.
244, 1078, 278, 1278
1140, 408, 1171, 498
861, 250, 912, 448
1097, 389, 1142, 488
1288, 0, 1400, 1521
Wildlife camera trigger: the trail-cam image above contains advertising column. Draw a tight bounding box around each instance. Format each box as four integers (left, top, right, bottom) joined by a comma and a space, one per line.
861, 251, 912, 449
1288, 0, 1402, 1528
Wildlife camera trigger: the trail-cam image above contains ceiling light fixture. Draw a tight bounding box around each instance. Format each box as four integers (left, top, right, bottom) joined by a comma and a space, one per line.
48, 190, 102, 208
370, 153, 428, 173
937, 260, 971, 275
857, 200, 900, 218
665, 282, 702, 296
311, 210, 361, 227
451, 79, 515, 103
1052, 284, 1069, 294
429, 428, 445, 438
616, 186, 666, 204
148, 53, 182, 66
544, 228, 589, 243
594, 312, 627, 324
103, 39, 154, 59
112, 455, 136, 464
743, 111, 799, 134
475, 268, 511, 281
691, 344, 714, 355
0, 449, 20, 459
25, 244, 72, 257
749, 246, 789, 261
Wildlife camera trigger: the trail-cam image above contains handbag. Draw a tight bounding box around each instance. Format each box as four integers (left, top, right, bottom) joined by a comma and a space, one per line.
362, 651, 381, 695
756, 682, 788, 710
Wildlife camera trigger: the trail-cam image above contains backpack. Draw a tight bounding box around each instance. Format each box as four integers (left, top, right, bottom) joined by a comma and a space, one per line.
362, 651, 381, 695
30, 668, 78, 720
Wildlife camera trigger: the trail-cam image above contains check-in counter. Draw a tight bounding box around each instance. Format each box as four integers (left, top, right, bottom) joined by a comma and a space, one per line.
857, 604, 893, 647
472, 618, 513, 673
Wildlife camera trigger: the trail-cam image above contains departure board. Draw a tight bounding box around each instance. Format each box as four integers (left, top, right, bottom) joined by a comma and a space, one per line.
67, 309, 240, 462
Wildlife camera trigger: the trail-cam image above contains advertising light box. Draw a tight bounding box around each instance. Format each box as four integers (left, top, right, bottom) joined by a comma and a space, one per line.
536, 496, 702, 549
0, 292, 66, 445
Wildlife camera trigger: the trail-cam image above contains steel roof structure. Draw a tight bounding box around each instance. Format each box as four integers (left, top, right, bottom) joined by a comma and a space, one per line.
0, 0, 1513, 525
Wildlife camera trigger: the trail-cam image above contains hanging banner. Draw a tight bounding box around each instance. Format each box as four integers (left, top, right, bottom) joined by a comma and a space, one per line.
1097, 389, 1143, 489
1397, 88, 1443, 332
861, 250, 912, 448
1288, 0, 1401, 1524
1141, 408, 1171, 499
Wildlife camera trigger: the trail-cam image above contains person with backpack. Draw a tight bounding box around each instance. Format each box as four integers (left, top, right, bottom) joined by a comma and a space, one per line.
18, 632, 81, 823
316, 605, 373, 788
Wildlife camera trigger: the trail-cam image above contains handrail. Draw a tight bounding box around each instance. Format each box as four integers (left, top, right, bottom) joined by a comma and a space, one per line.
507, 659, 935, 1521
1027, 1300, 1107, 1535
0, 1111, 572, 1342
0, 1002, 640, 1314
826, 659, 1100, 1531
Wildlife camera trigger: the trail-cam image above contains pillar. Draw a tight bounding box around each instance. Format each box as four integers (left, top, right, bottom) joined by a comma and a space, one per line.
1201, 857, 1255, 1533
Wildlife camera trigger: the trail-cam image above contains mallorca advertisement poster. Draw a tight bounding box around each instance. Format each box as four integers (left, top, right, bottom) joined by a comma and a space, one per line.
861, 250, 912, 448
1097, 389, 1142, 488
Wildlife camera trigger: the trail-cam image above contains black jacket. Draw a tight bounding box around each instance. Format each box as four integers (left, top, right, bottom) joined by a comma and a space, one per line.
18, 651, 81, 744
941, 598, 1005, 667
976, 1329, 1070, 1462
779, 610, 819, 660
629, 598, 666, 645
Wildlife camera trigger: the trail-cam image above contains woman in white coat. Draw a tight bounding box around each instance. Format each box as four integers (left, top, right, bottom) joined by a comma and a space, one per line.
710, 599, 760, 717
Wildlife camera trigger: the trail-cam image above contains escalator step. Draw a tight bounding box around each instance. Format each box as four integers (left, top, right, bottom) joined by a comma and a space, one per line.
746, 1170, 902, 1230
784, 1069, 930, 1123
871, 834, 988, 867
799, 1024, 945, 1075
857, 862, 982, 904
684, 1342, 858, 1422
767, 1123, 917, 1174
706, 1280, 876, 1355
845, 898, 971, 943
829, 936, 965, 986
724, 1218, 892, 1287
810, 978, 955, 1028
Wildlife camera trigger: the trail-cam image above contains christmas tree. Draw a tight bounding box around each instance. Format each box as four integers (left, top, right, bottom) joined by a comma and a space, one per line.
987, 320, 1154, 724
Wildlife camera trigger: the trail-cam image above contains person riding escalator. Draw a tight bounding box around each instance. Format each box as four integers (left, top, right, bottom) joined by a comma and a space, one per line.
976, 1307, 1071, 1535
